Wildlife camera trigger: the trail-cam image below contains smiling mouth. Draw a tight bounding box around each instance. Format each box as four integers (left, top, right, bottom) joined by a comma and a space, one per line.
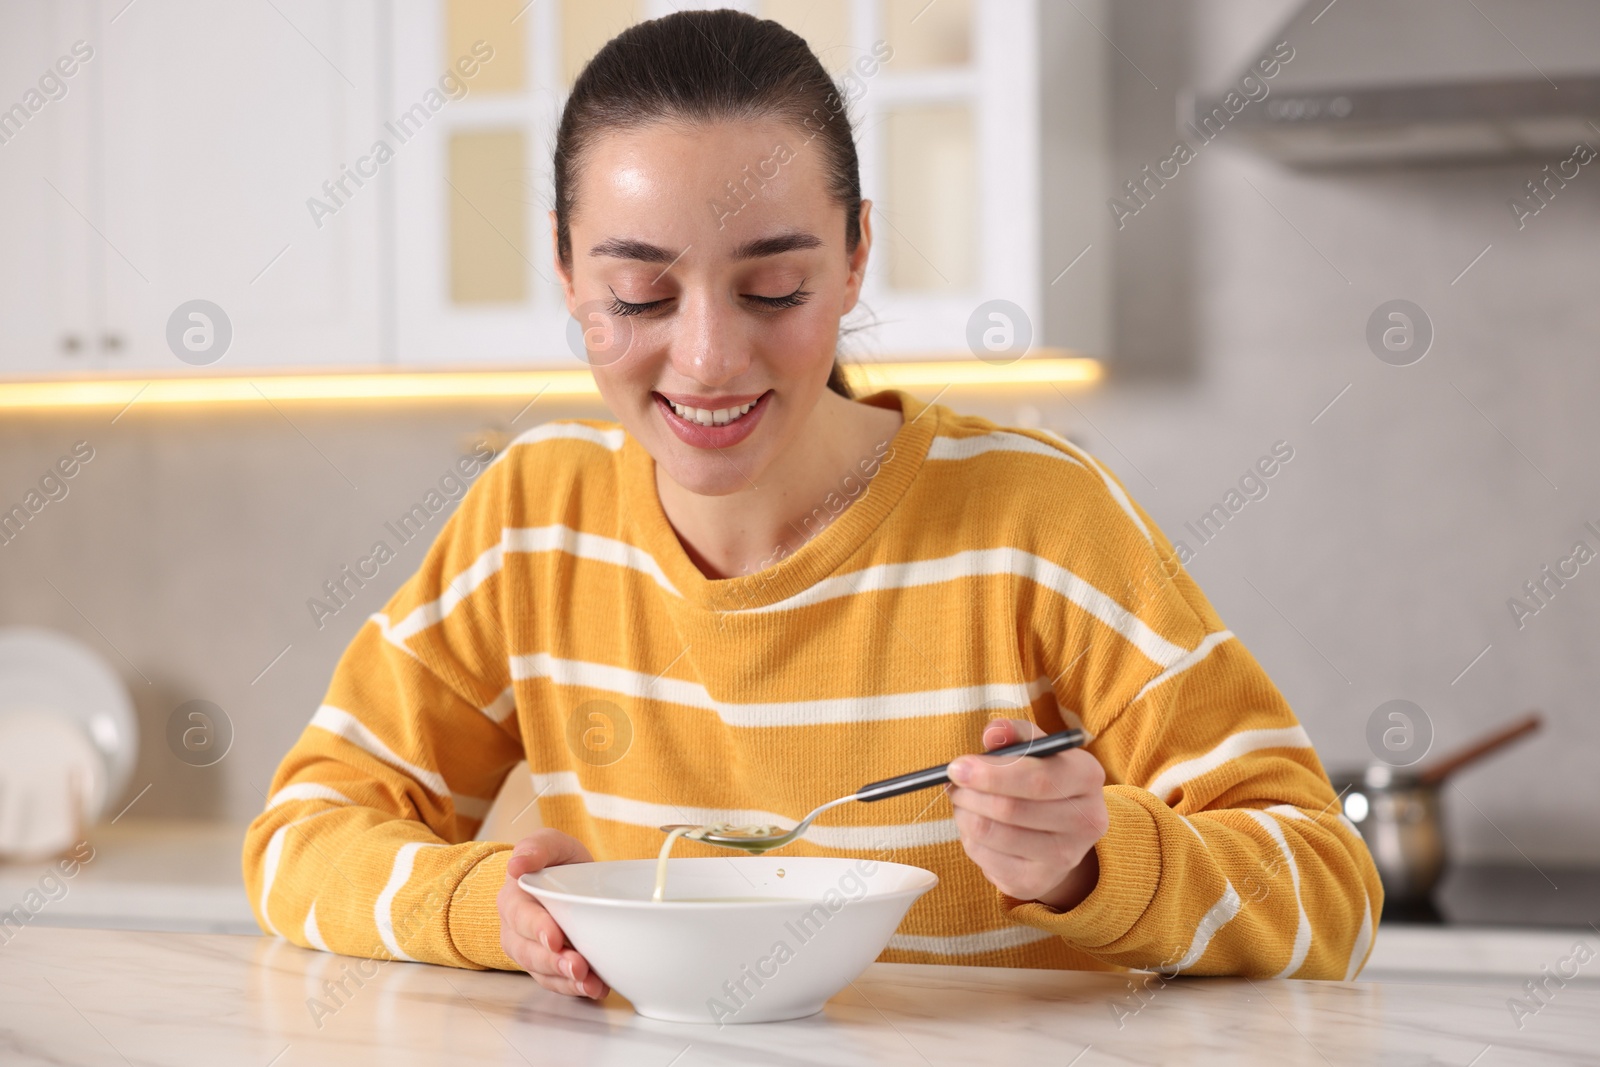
658, 393, 766, 427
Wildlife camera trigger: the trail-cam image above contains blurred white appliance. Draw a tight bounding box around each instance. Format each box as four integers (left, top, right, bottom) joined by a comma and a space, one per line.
0, 627, 137, 860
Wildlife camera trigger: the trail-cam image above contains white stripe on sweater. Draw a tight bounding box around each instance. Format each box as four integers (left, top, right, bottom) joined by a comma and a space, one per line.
528, 771, 959, 851
385, 542, 505, 644
302, 900, 330, 952
1165, 813, 1242, 972
1266, 803, 1375, 982
1050, 436, 1153, 544
1144, 726, 1313, 804
1242, 809, 1312, 979
258, 821, 296, 938
452, 794, 492, 820
503, 526, 677, 596
1174, 881, 1242, 972
266, 775, 483, 821
267, 782, 354, 809
375, 842, 440, 963
1131, 630, 1234, 705
480, 686, 517, 724
378, 525, 678, 655
1344, 894, 1375, 981
259, 811, 338, 938
1267, 802, 1371, 861
369, 613, 418, 659
512, 654, 1057, 727
747, 548, 1190, 666
887, 925, 1056, 955
310, 705, 450, 798
486, 422, 626, 473
926, 431, 1086, 468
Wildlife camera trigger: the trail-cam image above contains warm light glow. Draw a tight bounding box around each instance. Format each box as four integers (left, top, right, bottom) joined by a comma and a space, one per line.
0, 357, 1101, 411
845, 357, 1101, 390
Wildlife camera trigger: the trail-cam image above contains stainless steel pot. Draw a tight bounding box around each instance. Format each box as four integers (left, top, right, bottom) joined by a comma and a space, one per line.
1331, 711, 1542, 905
1329, 764, 1444, 903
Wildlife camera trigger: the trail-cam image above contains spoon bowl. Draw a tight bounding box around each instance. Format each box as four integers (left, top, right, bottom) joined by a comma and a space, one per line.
658, 728, 1085, 853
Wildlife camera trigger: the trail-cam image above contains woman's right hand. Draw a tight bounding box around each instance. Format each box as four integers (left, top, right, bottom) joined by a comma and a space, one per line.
496, 829, 609, 999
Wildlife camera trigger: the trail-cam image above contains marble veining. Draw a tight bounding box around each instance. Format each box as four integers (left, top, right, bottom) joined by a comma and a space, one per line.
0, 927, 1595, 1066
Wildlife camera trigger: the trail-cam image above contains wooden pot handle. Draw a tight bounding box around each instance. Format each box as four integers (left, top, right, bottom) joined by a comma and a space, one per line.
1417, 710, 1543, 786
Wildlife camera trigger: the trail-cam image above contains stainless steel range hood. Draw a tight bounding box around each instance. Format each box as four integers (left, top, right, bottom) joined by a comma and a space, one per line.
1185, 0, 1600, 167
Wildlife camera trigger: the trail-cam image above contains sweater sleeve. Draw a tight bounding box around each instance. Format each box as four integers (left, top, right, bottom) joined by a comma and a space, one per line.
1006, 449, 1382, 980
242, 455, 524, 970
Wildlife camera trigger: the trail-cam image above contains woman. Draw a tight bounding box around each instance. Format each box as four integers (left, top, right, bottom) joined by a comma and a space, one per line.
244, 10, 1380, 1002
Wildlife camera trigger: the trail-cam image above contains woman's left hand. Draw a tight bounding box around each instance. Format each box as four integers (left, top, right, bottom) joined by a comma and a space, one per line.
946, 718, 1109, 911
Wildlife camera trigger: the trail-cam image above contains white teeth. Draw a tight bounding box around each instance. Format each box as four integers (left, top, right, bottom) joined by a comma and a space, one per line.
668, 398, 756, 426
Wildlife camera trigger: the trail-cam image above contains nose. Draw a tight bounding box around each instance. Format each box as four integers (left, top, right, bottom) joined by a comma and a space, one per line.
668, 290, 750, 388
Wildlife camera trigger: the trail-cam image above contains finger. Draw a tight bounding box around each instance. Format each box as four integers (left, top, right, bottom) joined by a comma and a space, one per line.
982, 717, 1046, 753
506, 896, 566, 954
506, 928, 607, 998
507, 914, 605, 997
499, 910, 566, 976
948, 747, 1104, 800
498, 879, 607, 1000
946, 785, 1080, 832
953, 805, 1086, 864
556, 947, 609, 998
531, 969, 602, 1000
498, 878, 563, 949
535, 946, 608, 999
506, 830, 595, 879
960, 839, 1067, 902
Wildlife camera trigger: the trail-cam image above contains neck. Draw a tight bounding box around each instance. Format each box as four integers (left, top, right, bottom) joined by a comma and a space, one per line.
655, 390, 904, 580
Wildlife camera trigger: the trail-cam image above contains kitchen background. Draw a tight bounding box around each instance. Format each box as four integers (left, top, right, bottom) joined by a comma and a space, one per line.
1, 0, 1596, 938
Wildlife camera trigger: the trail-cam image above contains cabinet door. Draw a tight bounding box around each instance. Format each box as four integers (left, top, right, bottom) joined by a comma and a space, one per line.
390, 0, 569, 366
0, 1, 98, 373
96, 0, 382, 370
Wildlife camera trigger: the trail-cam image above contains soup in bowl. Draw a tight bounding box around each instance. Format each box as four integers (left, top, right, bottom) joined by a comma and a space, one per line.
519, 856, 938, 1024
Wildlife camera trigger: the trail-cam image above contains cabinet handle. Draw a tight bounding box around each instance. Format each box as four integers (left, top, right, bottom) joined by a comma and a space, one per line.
61, 334, 83, 354
101, 334, 124, 352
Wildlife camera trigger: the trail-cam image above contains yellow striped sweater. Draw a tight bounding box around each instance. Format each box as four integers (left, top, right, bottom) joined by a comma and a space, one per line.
243, 389, 1381, 979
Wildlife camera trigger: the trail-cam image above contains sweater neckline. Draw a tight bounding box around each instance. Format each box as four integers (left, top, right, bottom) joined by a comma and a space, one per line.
620, 389, 939, 613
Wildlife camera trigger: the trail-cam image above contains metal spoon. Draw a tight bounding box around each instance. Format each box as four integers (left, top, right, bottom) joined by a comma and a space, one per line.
658, 728, 1087, 853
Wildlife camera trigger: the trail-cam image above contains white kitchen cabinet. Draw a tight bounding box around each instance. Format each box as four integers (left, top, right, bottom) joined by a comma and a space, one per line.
389, 0, 1111, 366
1, 0, 1108, 376
0, 1, 99, 373
387, 0, 564, 366
0, 0, 383, 374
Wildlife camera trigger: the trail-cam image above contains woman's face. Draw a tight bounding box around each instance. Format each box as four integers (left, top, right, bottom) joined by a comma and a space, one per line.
554, 119, 870, 497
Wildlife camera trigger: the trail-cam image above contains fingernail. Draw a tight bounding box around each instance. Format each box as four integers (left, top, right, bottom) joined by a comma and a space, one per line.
948, 759, 971, 784
539, 931, 550, 952
560, 958, 574, 979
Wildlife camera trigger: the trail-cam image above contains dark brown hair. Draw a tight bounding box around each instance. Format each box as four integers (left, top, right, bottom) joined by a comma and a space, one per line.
553, 8, 860, 398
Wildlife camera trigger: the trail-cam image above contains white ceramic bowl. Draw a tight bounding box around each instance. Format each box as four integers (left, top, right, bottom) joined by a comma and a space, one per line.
520, 856, 937, 1024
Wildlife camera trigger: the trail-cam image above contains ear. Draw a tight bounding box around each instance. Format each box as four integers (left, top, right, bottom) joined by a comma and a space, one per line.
840, 199, 873, 315
550, 209, 577, 312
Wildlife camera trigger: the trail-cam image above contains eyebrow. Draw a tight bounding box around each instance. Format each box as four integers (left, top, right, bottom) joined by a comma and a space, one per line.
587, 230, 823, 263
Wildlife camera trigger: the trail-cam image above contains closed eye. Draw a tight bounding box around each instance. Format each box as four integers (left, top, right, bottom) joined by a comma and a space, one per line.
607, 294, 669, 317
605, 285, 813, 317
747, 286, 812, 310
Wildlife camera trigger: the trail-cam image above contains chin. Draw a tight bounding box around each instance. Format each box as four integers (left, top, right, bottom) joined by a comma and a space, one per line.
653, 443, 768, 497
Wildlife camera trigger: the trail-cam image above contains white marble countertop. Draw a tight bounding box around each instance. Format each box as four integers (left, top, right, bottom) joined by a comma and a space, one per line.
0, 819, 256, 934
1, 926, 1595, 1066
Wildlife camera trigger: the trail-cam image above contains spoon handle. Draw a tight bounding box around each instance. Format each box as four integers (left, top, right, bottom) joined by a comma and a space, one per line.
853, 728, 1088, 803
